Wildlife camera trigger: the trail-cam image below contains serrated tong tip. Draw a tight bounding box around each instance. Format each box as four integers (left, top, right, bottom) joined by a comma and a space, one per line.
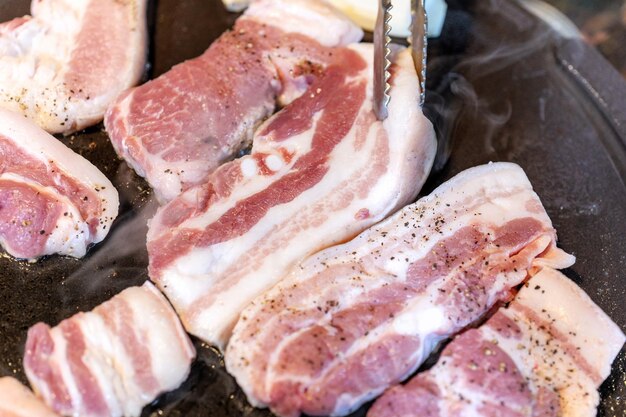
373, 0, 393, 121
374, 0, 427, 120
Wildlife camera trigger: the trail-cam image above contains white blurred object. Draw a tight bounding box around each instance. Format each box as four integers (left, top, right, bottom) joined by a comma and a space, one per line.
222, 0, 250, 12
328, 0, 447, 38
520, 0, 581, 39
221, 0, 448, 38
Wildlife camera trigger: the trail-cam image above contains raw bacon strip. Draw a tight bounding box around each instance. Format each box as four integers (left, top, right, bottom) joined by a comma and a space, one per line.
225, 162, 575, 417
0, 108, 118, 259
23, 282, 195, 417
105, 0, 363, 203
369, 268, 626, 417
147, 43, 436, 349
0, 377, 59, 417
0, 0, 147, 134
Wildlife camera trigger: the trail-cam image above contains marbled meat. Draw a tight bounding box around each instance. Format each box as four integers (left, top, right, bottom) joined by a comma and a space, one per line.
0, 108, 118, 260
104, 0, 363, 203
368, 267, 625, 417
0, 0, 147, 134
23, 282, 195, 417
147, 44, 437, 349
225, 162, 575, 417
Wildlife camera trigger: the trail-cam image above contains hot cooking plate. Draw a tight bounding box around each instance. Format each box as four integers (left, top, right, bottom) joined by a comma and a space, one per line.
0, 0, 624, 416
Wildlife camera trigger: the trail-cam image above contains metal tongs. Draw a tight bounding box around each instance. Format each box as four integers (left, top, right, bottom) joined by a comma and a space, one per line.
374, 0, 428, 120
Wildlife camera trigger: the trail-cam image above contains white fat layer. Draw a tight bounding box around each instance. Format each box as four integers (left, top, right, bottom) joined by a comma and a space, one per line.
493, 269, 624, 417
0, 377, 59, 417
393, 301, 447, 336
0, 0, 147, 133
517, 269, 625, 382
240, 159, 257, 177
129, 283, 196, 395
76, 312, 125, 417
243, 0, 363, 47
265, 155, 285, 171
156, 235, 266, 329
49, 328, 81, 412
0, 108, 119, 248
264, 154, 284, 171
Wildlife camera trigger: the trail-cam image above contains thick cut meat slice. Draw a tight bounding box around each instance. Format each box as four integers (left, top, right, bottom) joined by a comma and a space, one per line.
225, 162, 576, 417
0, 0, 147, 134
23, 282, 195, 417
0, 108, 118, 260
147, 43, 436, 349
105, 0, 363, 203
0, 377, 59, 417
368, 268, 625, 417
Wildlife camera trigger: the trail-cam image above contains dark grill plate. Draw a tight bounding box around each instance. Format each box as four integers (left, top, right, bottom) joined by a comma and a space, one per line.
0, 0, 624, 416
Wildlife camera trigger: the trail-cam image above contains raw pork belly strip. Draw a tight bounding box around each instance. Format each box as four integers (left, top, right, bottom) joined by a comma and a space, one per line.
24, 282, 195, 417
0, 377, 59, 417
148, 43, 436, 349
0, 108, 118, 259
105, 0, 363, 203
369, 268, 626, 417
226, 162, 576, 417
0, 0, 147, 134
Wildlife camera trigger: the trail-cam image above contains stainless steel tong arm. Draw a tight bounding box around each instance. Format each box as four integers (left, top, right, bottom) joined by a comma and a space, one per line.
374, 0, 428, 121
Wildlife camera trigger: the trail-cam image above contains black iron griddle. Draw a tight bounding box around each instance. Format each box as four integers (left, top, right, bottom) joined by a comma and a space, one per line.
0, 0, 624, 416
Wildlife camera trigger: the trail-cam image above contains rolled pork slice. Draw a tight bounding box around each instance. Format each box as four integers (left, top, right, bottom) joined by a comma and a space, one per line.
0, 108, 118, 260
23, 282, 195, 417
368, 267, 625, 417
147, 43, 436, 350
0, 377, 59, 417
225, 162, 576, 417
0, 0, 147, 134
105, 0, 363, 203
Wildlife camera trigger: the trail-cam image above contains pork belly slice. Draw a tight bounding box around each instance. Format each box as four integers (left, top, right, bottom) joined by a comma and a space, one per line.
0, 0, 147, 134
147, 43, 436, 349
369, 267, 625, 417
0, 108, 118, 260
225, 162, 576, 417
24, 282, 195, 417
105, 0, 363, 203
0, 377, 59, 417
